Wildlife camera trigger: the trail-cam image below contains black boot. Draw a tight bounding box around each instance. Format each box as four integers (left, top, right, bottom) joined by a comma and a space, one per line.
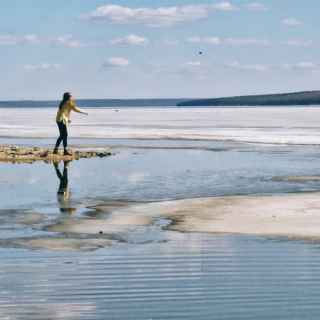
64, 149, 72, 156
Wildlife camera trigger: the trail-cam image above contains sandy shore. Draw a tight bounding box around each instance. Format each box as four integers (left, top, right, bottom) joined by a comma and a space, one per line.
156, 194, 320, 239
3, 190, 320, 251
35, 192, 320, 242
0, 145, 112, 163
80, 193, 320, 240
272, 176, 320, 182
166, 194, 320, 239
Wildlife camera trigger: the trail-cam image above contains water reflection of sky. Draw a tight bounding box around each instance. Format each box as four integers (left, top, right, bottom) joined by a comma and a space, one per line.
2, 235, 320, 319
1, 140, 320, 210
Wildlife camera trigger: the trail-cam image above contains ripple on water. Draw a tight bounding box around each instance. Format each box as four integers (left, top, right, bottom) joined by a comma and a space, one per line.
1, 234, 320, 319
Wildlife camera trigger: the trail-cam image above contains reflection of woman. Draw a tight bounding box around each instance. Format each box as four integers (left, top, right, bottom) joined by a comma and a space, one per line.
53, 92, 88, 155
54, 160, 69, 196
53, 160, 76, 213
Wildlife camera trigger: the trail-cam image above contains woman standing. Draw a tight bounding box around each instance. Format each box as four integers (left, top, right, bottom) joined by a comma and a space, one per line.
54, 92, 88, 155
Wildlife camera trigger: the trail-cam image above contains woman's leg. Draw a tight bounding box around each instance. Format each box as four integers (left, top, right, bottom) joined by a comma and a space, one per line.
55, 136, 62, 148
55, 122, 68, 153
55, 122, 64, 149
61, 123, 68, 150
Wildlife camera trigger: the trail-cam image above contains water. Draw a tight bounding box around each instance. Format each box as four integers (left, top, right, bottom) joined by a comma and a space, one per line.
2, 107, 320, 319
2, 142, 320, 209
2, 236, 320, 319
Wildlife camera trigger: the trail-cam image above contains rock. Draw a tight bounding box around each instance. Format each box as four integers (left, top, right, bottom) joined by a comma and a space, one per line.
97, 152, 112, 158
40, 151, 49, 157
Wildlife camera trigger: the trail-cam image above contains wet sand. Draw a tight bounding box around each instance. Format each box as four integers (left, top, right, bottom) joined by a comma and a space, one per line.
272, 175, 320, 182
151, 194, 320, 239
39, 192, 320, 242
4, 191, 320, 253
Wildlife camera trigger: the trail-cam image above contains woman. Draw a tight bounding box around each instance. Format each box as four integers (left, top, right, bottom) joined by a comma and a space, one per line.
54, 92, 88, 155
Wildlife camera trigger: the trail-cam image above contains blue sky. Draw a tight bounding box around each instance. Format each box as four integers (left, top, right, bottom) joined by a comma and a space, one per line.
0, 0, 319, 100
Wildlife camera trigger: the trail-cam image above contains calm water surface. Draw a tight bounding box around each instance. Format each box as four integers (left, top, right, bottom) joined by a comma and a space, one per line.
2, 235, 320, 319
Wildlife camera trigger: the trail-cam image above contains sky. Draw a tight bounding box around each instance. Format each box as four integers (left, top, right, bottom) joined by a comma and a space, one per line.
0, 0, 319, 100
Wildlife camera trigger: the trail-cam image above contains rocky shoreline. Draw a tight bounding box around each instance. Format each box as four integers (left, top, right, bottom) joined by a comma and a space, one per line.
0, 145, 112, 163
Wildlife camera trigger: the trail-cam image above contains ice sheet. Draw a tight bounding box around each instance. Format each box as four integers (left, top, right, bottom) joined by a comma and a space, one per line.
2, 107, 320, 144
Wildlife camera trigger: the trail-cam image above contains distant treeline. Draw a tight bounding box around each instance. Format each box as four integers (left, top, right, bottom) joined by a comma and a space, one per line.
3, 92, 320, 108
177, 91, 320, 107
0, 99, 185, 108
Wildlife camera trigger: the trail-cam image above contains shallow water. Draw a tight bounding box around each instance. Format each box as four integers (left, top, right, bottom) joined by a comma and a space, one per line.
1, 140, 320, 210
2, 134, 320, 318
2, 235, 320, 319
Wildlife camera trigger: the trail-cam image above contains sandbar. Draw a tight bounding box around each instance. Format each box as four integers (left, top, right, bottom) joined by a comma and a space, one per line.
0, 145, 112, 163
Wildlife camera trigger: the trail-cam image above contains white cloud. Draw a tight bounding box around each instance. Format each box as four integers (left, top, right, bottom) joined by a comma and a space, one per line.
163, 39, 180, 46
225, 60, 269, 72
282, 62, 317, 70
226, 61, 318, 73
103, 57, 130, 68
22, 34, 40, 44
203, 37, 222, 45
225, 37, 270, 46
1, 32, 179, 49
285, 39, 313, 47
187, 36, 270, 46
185, 61, 202, 66
212, 1, 236, 11
0, 34, 40, 45
246, 2, 268, 11
296, 62, 316, 69
53, 34, 83, 48
110, 34, 148, 45
0, 35, 17, 45
24, 63, 61, 71
187, 36, 221, 44
282, 18, 302, 27
186, 36, 201, 43
0, 34, 84, 48
84, 2, 237, 27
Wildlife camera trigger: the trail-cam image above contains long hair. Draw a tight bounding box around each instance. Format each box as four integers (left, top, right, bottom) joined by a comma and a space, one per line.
59, 92, 71, 109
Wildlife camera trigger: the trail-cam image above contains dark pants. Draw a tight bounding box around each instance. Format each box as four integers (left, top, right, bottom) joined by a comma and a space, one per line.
54, 162, 68, 194
55, 121, 68, 149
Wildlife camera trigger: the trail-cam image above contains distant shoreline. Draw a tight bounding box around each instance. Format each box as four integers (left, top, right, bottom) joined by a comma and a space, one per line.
178, 90, 320, 107
2, 91, 320, 108
0, 98, 186, 108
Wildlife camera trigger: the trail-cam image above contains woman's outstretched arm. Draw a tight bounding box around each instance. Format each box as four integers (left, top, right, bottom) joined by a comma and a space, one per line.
70, 101, 88, 115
